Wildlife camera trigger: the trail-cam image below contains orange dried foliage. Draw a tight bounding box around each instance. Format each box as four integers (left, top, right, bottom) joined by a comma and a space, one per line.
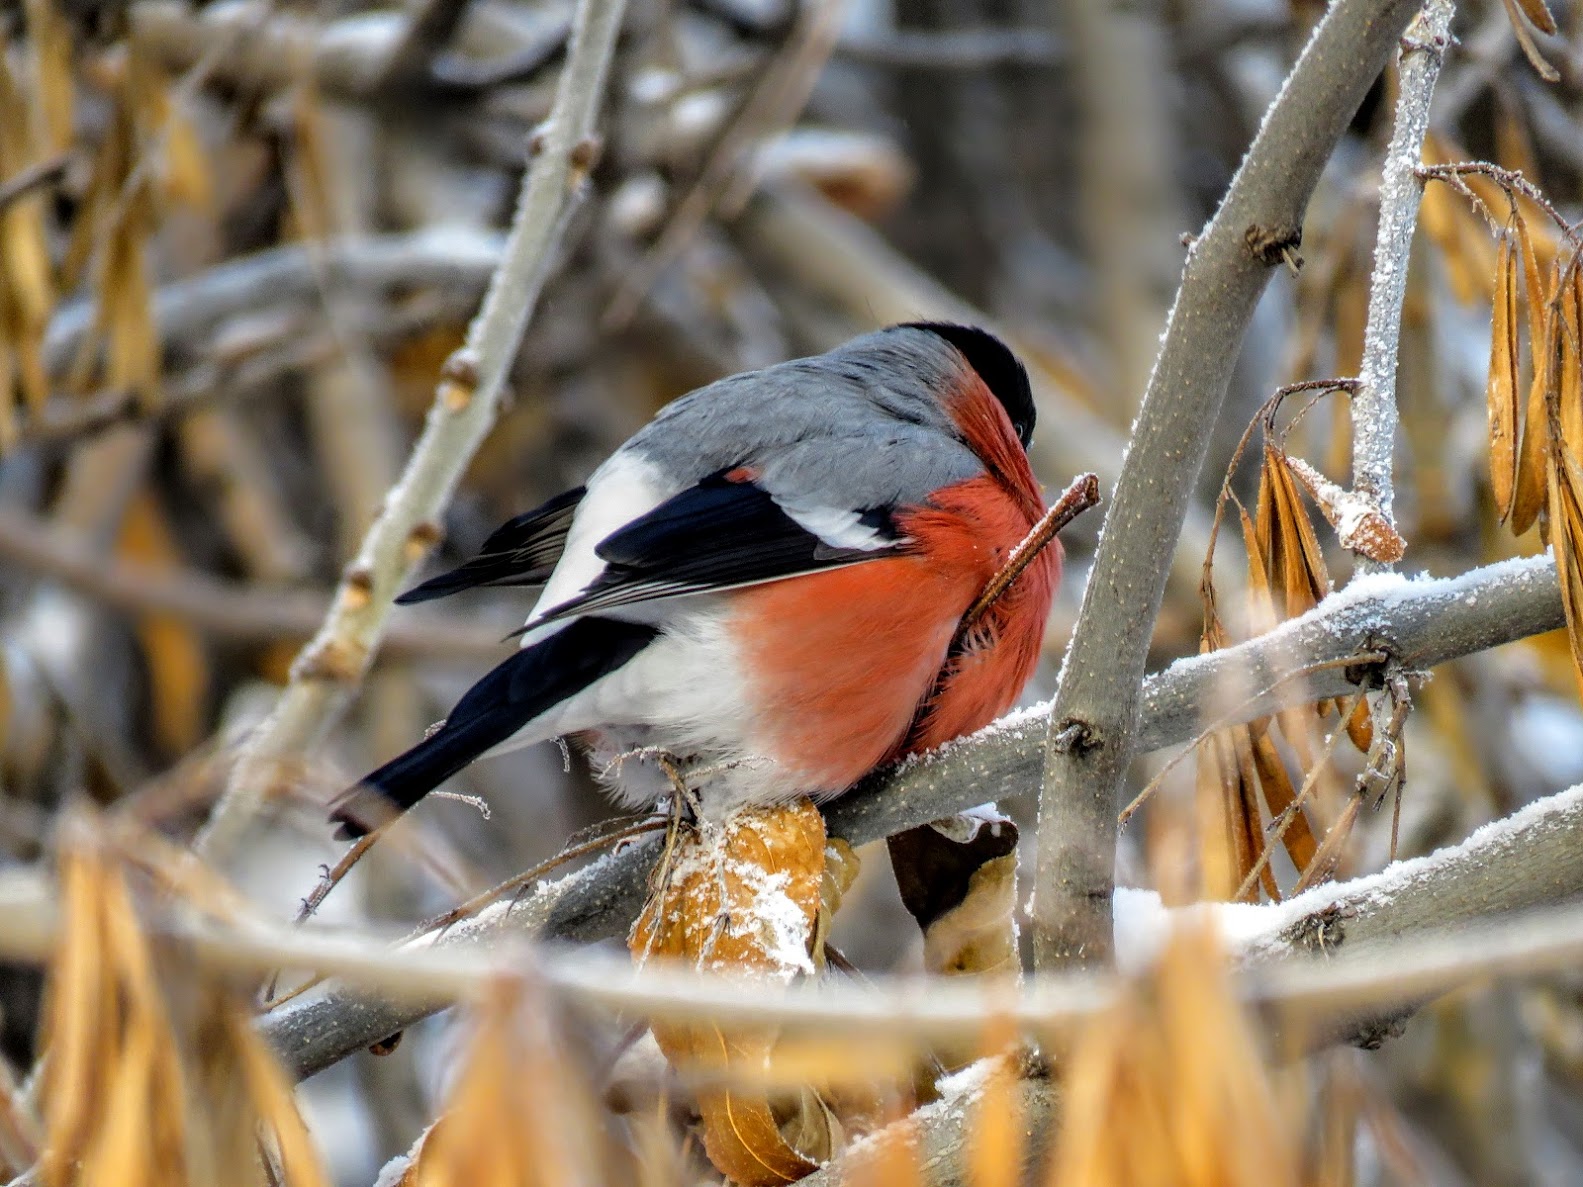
1044, 923, 1301, 1187
23, 0, 75, 154
38, 821, 329, 1187
0, 37, 57, 446
1510, 218, 1552, 534
1418, 173, 1496, 305
119, 491, 211, 754
1547, 444, 1583, 702
966, 1044, 1024, 1187
284, 81, 337, 242
632, 800, 834, 1185
1488, 230, 1521, 521
402, 978, 605, 1187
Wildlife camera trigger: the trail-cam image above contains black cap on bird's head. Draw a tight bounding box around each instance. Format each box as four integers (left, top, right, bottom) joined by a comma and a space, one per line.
904, 322, 1036, 448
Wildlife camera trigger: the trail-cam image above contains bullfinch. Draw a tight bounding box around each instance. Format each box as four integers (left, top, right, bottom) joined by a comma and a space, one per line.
331, 323, 1062, 838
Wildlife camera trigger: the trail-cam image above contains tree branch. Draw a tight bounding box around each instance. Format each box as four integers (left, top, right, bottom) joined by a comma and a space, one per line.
193, 0, 629, 864
41, 228, 501, 377
0, 504, 506, 659
1350, 0, 1456, 551
258, 552, 1566, 1077
1031, 0, 1424, 972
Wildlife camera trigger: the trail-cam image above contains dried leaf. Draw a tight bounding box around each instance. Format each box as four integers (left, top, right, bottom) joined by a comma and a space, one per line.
1046, 923, 1301, 1187
1499, 0, 1562, 80
0, 42, 56, 425
1512, 224, 1554, 533
888, 811, 1019, 979
1258, 445, 1331, 618
408, 978, 605, 1187
1511, 0, 1560, 36
1562, 263, 1583, 457
1344, 695, 1374, 755
1489, 230, 1521, 520
1249, 727, 1316, 881
120, 492, 210, 754
1547, 446, 1583, 700
228, 1013, 332, 1187
1417, 170, 1490, 305
1494, 91, 1541, 183
633, 801, 830, 1185
967, 1045, 1023, 1187
23, 0, 74, 153
286, 81, 336, 241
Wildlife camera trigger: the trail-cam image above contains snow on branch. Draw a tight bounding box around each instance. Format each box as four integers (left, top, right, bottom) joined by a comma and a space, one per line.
259, 550, 1567, 1078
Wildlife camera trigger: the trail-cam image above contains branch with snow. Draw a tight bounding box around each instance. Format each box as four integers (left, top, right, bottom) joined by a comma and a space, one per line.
1349, 0, 1457, 551
259, 552, 1567, 1077
798, 786, 1583, 1183
1031, 0, 1425, 973
194, 0, 629, 864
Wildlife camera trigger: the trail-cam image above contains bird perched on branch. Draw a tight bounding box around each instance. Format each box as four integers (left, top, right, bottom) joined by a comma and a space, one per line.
331, 323, 1067, 838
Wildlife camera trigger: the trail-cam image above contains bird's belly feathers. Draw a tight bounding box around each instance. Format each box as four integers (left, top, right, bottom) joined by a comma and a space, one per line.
549, 558, 976, 815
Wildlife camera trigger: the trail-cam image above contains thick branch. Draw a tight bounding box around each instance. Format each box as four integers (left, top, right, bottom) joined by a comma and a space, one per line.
194, 0, 628, 864
259, 553, 1566, 1077
1032, 0, 1423, 971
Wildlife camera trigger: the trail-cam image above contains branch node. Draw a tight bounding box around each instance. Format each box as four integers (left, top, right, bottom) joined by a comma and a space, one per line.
569, 134, 603, 180
342, 566, 375, 606
1279, 901, 1353, 954
1051, 719, 1097, 755
1243, 221, 1303, 268
405, 520, 443, 564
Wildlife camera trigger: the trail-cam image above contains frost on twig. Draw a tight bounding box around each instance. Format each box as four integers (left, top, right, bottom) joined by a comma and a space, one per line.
1283, 455, 1406, 565
1348, 0, 1456, 556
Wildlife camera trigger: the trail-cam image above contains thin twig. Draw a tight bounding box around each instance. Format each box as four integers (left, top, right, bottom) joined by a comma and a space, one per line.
1032, 0, 1424, 973
1231, 690, 1365, 902
193, 0, 630, 864
1348, 0, 1456, 564
833, 27, 1063, 69
952, 473, 1099, 647
1117, 657, 1384, 825
0, 503, 505, 658
0, 153, 70, 214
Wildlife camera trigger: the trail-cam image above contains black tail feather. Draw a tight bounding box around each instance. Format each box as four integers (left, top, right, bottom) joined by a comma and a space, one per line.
330, 617, 659, 838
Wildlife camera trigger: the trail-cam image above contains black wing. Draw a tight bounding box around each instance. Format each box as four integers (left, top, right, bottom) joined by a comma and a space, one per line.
534, 472, 902, 623
330, 616, 659, 838
396, 486, 586, 605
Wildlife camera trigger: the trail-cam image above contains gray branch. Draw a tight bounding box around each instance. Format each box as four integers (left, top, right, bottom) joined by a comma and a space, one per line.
42, 228, 502, 376
262, 552, 1564, 1079
1031, 0, 1424, 971
1350, 0, 1455, 555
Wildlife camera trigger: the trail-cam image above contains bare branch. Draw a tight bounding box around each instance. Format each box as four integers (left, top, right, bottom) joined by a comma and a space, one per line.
0, 503, 506, 659
1032, 0, 1424, 972
193, 0, 629, 864
1350, 0, 1456, 555
41, 228, 502, 376
257, 553, 1566, 1077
